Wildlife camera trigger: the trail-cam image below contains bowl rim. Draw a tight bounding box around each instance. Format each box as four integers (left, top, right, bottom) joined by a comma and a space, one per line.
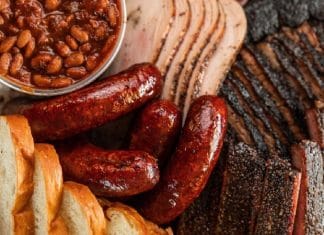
0, 0, 127, 97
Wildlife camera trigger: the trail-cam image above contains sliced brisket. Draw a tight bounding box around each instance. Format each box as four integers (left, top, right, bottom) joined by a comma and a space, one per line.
292, 141, 324, 235
215, 142, 265, 235
254, 158, 301, 235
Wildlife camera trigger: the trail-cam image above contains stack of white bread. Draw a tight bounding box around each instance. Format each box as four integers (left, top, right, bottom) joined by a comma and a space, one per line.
0, 115, 172, 235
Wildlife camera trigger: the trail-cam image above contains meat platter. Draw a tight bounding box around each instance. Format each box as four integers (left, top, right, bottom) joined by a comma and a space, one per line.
0, 0, 323, 234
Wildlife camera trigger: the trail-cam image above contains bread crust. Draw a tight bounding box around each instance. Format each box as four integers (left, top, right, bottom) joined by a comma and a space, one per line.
102, 200, 173, 235
63, 182, 106, 235
6, 115, 35, 213
14, 209, 34, 235
0, 115, 35, 235
49, 216, 69, 235
33, 144, 63, 234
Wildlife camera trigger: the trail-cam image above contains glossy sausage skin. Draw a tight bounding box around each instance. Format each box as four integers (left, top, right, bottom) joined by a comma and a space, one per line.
13, 63, 163, 141
59, 142, 160, 198
129, 100, 182, 167
139, 95, 227, 224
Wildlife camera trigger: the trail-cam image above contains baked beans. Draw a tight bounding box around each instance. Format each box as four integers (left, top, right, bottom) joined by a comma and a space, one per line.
0, 0, 121, 89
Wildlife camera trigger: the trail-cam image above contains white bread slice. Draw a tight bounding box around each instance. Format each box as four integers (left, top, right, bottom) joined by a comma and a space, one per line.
32, 144, 63, 235
0, 115, 35, 235
103, 201, 172, 235
59, 181, 106, 235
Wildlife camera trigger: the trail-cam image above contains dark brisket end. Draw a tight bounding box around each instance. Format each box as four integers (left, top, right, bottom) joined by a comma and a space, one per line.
309, 0, 324, 21
215, 142, 266, 235
244, 0, 323, 43
245, 0, 279, 42
274, 0, 309, 27
254, 158, 301, 235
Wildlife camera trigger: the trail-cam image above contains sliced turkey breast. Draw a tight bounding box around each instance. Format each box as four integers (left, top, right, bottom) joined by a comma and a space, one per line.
109, 0, 175, 74
173, 0, 221, 107
155, 0, 191, 76
183, 0, 247, 118
178, 1, 225, 109
162, 0, 205, 100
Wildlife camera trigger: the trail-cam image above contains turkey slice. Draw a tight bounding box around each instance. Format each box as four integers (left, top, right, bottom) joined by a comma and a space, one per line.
162, 0, 205, 100
155, 0, 191, 76
173, 0, 220, 106
183, 0, 247, 119
109, 0, 175, 74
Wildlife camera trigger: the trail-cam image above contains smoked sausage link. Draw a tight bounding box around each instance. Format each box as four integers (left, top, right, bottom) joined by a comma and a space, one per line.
139, 95, 227, 224
11, 63, 163, 141
59, 142, 160, 198
129, 100, 182, 166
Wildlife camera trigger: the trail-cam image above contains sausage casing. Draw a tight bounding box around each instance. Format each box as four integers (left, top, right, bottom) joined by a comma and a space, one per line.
139, 95, 227, 224
59, 142, 160, 198
9, 63, 163, 141
129, 100, 182, 166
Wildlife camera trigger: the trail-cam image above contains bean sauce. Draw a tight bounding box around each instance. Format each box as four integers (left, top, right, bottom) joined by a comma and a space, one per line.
0, 0, 121, 89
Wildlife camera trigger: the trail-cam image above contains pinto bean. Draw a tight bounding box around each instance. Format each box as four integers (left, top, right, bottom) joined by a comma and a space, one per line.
0, 52, 12, 75
32, 74, 52, 88
79, 43, 91, 54
0, 15, 4, 25
0, 31, 4, 41
31, 53, 53, 70
0, 36, 17, 53
64, 52, 84, 68
10, 53, 24, 76
50, 77, 73, 88
45, 0, 61, 11
86, 54, 98, 71
17, 30, 32, 48
70, 26, 89, 43
65, 35, 78, 50
55, 41, 71, 57
108, 4, 118, 27
16, 16, 24, 28
47, 56, 63, 74
66, 66, 87, 79
24, 37, 35, 58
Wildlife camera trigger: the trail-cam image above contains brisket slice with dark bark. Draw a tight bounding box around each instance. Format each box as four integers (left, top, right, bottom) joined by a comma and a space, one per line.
310, 20, 324, 49
254, 158, 301, 235
267, 39, 315, 101
215, 142, 265, 235
220, 82, 269, 155
239, 47, 306, 141
291, 141, 324, 235
227, 74, 289, 156
246, 45, 305, 119
233, 59, 299, 145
